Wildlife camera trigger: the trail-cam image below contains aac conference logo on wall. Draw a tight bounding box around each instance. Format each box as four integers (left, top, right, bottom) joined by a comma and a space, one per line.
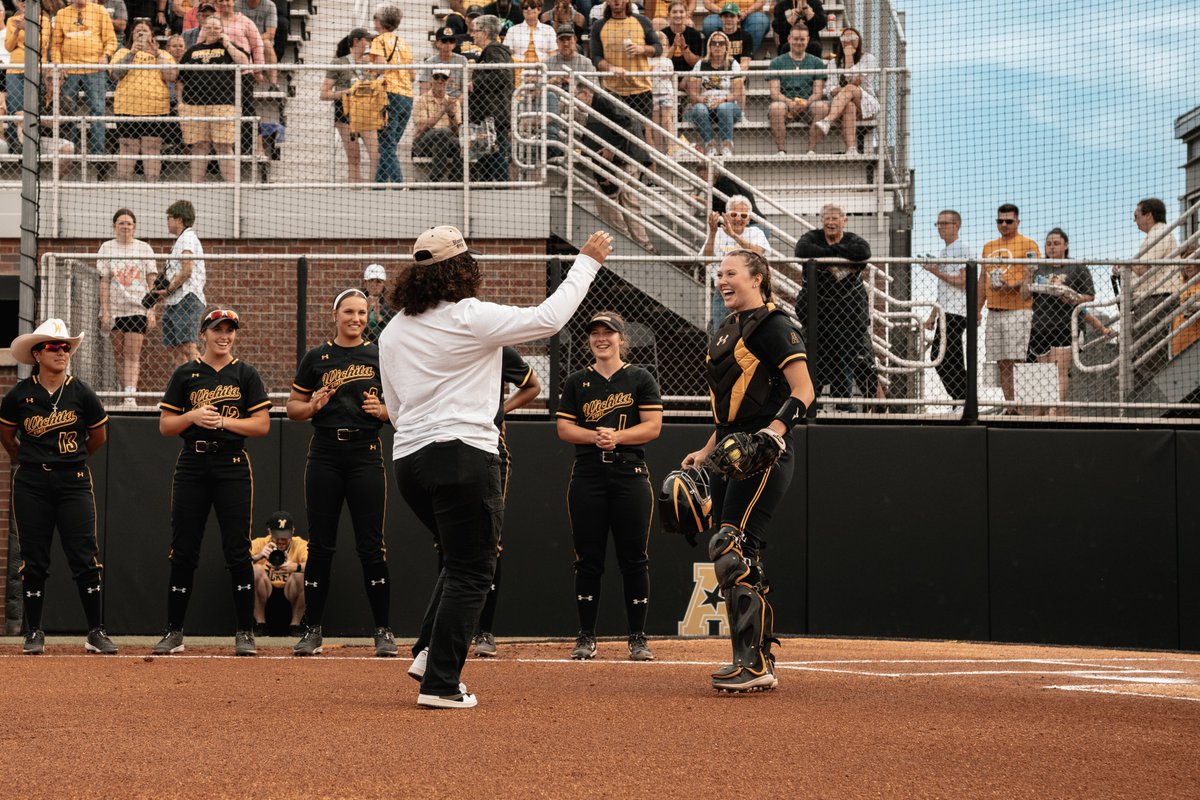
678, 562, 728, 637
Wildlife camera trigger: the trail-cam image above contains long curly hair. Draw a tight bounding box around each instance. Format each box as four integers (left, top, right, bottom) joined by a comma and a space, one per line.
387, 252, 481, 315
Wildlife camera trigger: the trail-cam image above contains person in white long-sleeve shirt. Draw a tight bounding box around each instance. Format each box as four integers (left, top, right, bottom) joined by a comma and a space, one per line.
379, 225, 613, 709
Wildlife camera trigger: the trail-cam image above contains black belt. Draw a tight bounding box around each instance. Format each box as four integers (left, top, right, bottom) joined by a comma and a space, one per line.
186, 439, 244, 454
23, 462, 87, 472
314, 427, 379, 442
579, 451, 645, 465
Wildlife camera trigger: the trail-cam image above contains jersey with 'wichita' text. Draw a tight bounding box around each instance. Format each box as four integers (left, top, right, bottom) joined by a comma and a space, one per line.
0, 375, 108, 465
159, 358, 270, 442
557, 363, 662, 459
292, 341, 385, 431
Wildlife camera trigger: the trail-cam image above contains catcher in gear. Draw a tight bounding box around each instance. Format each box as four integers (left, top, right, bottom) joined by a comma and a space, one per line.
682, 250, 815, 693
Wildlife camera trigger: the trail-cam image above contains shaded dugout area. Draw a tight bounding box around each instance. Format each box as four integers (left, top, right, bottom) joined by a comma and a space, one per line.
32, 420, 1200, 651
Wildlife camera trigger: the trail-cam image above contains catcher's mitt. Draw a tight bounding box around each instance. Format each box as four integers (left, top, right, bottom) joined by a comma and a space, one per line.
707, 429, 785, 480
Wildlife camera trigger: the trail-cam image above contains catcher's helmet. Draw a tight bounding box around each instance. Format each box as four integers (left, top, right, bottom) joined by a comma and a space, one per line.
659, 467, 713, 537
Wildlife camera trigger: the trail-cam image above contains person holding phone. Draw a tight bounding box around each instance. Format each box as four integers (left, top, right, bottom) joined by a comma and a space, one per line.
700, 193, 767, 331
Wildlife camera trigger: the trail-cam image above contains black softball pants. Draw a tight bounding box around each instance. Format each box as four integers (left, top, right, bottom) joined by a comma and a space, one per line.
302, 433, 390, 627
396, 441, 501, 696
567, 458, 654, 634
13, 464, 103, 630
710, 433, 796, 558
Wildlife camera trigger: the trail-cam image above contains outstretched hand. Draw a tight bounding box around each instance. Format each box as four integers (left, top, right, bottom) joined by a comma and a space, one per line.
580, 230, 616, 264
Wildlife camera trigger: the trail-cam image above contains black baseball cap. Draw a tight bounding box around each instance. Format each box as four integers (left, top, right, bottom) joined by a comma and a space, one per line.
556, 24, 575, 38
265, 511, 296, 538
465, 4, 484, 17
436, 26, 457, 41
587, 313, 626, 334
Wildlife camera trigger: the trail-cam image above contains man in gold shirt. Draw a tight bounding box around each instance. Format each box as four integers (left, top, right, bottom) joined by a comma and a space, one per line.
589, 0, 661, 163
51, 0, 118, 157
250, 512, 309, 636
975, 203, 1040, 409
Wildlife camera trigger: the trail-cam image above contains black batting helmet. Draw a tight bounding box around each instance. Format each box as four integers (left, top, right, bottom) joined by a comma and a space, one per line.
659, 466, 713, 540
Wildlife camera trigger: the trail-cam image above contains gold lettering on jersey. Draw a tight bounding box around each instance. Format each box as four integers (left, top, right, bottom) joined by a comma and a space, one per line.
189, 385, 242, 409
582, 392, 634, 423
24, 410, 79, 438
321, 364, 376, 391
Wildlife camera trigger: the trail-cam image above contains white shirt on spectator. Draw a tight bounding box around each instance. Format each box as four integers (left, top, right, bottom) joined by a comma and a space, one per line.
165, 227, 206, 306
703, 225, 769, 284
98, 238, 157, 319
503, 21, 558, 63
379, 253, 601, 460
1131, 221, 1180, 304
932, 237, 973, 317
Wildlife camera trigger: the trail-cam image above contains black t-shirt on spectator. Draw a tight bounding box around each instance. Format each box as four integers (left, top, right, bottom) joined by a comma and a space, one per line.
482, 0, 523, 29
664, 26, 702, 72
180, 41, 245, 105
710, 174, 761, 218
772, 0, 825, 58
724, 26, 754, 65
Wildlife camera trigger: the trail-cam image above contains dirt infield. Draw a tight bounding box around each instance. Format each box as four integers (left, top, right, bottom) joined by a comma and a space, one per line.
3, 636, 1199, 799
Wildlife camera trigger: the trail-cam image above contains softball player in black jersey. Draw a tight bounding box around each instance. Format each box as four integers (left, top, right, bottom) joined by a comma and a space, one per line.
153, 309, 271, 657
557, 312, 663, 661
470, 346, 540, 657
682, 251, 815, 693
1, 320, 114, 655
288, 289, 395, 658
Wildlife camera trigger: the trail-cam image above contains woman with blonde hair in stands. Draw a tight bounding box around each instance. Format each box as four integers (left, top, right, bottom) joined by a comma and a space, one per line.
112, 18, 178, 181
684, 30, 744, 158
321, 27, 380, 183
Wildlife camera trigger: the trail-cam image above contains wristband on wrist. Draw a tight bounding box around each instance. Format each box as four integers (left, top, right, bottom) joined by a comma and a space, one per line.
773, 396, 807, 427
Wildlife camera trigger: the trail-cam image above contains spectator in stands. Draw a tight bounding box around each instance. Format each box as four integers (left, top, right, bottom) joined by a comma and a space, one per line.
1116, 198, 1181, 390
413, 68, 463, 182
505, 0, 557, 64
540, 0, 587, 41
250, 512, 308, 636
51, 0, 118, 161
459, 4, 485, 55
921, 209, 973, 403
590, 0, 661, 165
422, 26, 469, 98
691, 153, 760, 220
155, 199, 206, 365
794, 203, 874, 407
1171, 247, 1200, 359
482, 0, 523, 32
663, 1, 701, 72
772, 0, 824, 58
98, 208, 158, 406
701, 193, 767, 330
362, 263, 395, 343
975, 203, 1039, 410
105, 0, 129, 36
811, 26, 876, 155
178, 14, 250, 183
215, 0, 265, 159
467, 14, 513, 182
166, 34, 186, 137
709, 3, 753, 69
370, 5, 414, 184
182, 1, 215, 47
1026, 228, 1094, 416
647, 30, 675, 155
685, 30, 743, 157
766, 26, 824, 155
236, 0, 277, 86
112, 18, 177, 181
545, 24, 590, 152
5, 0, 52, 154
171, 0, 197, 34
320, 27, 378, 183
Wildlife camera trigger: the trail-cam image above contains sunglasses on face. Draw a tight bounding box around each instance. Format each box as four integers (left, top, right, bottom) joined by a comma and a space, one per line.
996, 219, 1016, 225
38, 342, 72, 354
726, 211, 749, 219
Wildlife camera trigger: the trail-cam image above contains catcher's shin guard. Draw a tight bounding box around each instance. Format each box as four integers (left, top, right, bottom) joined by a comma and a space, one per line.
709, 526, 776, 690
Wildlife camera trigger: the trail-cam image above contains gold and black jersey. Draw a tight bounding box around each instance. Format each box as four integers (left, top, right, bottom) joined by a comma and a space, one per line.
557, 363, 663, 459
0, 375, 108, 465
495, 346, 535, 428
160, 358, 271, 442
293, 340, 384, 431
705, 304, 807, 430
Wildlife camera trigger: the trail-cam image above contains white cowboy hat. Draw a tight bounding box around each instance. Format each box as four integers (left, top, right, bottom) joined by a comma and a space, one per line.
11, 318, 85, 365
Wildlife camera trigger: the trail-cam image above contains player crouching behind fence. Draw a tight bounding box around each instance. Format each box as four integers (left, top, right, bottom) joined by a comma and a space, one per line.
679, 250, 815, 693
379, 225, 613, 708
153, 309, 271, 657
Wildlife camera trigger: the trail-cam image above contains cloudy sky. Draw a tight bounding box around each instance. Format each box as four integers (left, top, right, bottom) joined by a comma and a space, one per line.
899, 0, 1199, 263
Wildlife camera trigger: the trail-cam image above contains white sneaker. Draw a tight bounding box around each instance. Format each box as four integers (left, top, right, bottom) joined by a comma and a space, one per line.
721, 143, 733, 158
805, 150, 818, 157
814, 119, 831, 135
845, 146, 860, 155
417, 686, 478, 709
407, 646, 428, 681
777, 150, 787, 156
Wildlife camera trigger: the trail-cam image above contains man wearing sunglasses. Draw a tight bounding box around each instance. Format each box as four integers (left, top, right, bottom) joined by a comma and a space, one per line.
701, 194, 768, 331
976, 203, 1039, 410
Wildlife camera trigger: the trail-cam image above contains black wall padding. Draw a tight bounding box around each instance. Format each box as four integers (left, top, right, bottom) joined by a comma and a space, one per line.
1176, 432, 1200, 651
807, 426, 989, 640
988, 429, 1179, 649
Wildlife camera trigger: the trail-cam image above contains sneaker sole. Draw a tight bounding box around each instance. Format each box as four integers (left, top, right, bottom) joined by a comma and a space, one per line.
570, 651, 596, 660
84, 644, 118, 654
712, 674, 779, 693
236, 651, 257, 657
152, 645, 185, 655
293, 647, 323, 656
629, 653, 654, 662
375, 649, 398, 658
474, 649, 497, 658
416, 692, 478, 709
23, 649, 44, 656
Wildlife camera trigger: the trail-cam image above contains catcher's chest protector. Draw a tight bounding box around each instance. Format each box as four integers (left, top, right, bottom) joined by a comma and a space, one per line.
706, 305, 782, 424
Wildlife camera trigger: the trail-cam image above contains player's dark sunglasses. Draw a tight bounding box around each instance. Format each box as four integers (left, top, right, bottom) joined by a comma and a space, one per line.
37, 342, 72, 353
996, 219, 1016, 225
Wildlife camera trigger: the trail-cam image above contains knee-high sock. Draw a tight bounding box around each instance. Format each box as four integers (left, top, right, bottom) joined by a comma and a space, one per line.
230, 563, 255, 631
76, 578, 102, 630
477, 555, 501, 633
301, 551, 333, 626
574, 573, 602, 633
166, 564, 195, 630
623, 569, 650, 634
361, 560, 391, 628
22, 575, 47, 631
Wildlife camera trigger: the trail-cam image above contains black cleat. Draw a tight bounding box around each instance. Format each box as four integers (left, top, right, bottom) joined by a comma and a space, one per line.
23, 629, 45, 655
85, 628, 118, 654
570, 630, 597, 660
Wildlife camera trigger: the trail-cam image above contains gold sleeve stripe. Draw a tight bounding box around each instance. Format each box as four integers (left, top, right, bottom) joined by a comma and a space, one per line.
246, 400, 272, 413
0, 416, 16, 427
516, 367, 533, 388
778, 353, 808, 368
638, 404, 664, 410
159, 402, 184, 412
556, 411, 577, 420
292, 383, 314, 395
88, 416, 109, 429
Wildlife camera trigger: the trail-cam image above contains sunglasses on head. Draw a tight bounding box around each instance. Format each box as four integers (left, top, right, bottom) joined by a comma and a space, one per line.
38, 342, 72, 354
204, 309, 240, 324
